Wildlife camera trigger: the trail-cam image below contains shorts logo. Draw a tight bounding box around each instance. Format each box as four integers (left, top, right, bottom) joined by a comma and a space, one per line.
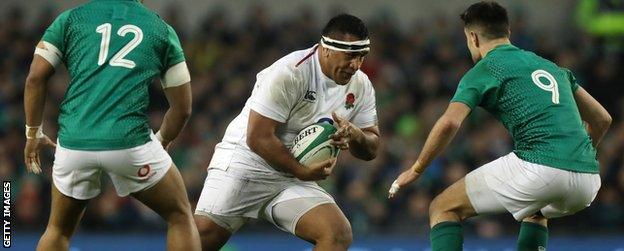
138, 165, 151, 178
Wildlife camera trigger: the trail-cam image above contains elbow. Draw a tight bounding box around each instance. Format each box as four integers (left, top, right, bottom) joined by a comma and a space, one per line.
25, 74, 44, 89
361, 151, 377, 161
600, 112, 613, 130
181, 106, 192, 120
440, 117, 462, 132
172, 105, 192, 121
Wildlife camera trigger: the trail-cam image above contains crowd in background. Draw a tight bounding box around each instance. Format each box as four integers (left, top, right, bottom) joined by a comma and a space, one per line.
2, 3, 623, 238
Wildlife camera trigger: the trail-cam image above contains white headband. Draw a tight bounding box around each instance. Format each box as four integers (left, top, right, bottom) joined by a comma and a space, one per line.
320, 36, 370, 52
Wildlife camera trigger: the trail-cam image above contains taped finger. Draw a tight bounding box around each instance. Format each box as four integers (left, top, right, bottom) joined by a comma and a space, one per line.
388, 180, 400, 195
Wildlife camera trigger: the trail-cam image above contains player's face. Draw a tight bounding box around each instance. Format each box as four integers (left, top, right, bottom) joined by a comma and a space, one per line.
464, 28, 481, 63
323, 34, 368, 85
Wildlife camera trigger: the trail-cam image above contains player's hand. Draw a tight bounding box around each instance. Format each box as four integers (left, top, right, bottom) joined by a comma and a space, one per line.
329, 112, 363, 150
24, 135, 56, 174
296, 158, 337, 181
388, 168, 422, 199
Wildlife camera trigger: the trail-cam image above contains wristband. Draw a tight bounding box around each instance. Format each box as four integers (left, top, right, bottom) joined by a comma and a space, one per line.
25, 125, 44, 139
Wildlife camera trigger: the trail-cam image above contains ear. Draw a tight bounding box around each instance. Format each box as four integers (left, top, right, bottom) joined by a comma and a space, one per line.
321, 46, 331, 58
470, 31, 480, 48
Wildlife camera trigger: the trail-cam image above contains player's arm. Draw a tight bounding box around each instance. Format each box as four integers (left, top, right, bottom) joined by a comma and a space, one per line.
25, 42, 56, 130
349, 125, 380, 160
23, 42, 58, 174
388, 102, 471, 198
247, 110, 336, 181
156, 62, 192, 149
410, 102, 471, 173
574, 86, 612, 147
330, 112, 379, 160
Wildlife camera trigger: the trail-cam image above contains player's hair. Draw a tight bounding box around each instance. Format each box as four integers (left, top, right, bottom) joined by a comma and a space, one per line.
321, 14, 369, 40
460, 1, 510, 40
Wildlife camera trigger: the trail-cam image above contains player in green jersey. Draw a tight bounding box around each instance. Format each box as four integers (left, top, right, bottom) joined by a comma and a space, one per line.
23, 0, 200, 250
388, 1, 612, 250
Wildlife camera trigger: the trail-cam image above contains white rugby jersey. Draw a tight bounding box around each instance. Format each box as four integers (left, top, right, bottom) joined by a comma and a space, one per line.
209, 45, 378, 175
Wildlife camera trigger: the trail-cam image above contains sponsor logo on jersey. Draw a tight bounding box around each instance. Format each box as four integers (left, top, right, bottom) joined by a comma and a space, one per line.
304, 91, 317, 102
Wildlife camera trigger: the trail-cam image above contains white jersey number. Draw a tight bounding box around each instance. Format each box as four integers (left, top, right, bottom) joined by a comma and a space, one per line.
531, 69, 559, 104
96, 23, 143, 69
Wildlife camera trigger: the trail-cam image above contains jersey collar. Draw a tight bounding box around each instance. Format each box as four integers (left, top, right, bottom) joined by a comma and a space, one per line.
314, 47, 339, 87
491, 43, 517, 52
485, 43, 517, 59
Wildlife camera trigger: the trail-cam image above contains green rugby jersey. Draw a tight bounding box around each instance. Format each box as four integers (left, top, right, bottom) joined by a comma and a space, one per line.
41, 0, 185, 150
451, 44, 598, 173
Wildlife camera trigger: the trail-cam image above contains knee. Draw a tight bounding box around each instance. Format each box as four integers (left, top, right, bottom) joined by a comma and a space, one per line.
429, 196, 444, 219
429, 196, 467, 223
335, 224, 353, 248
194, 215, 213, 235
523, 213, 548, 226
319, 222, 353, 248
164, 206, 194, 226
194, 215, 231, 250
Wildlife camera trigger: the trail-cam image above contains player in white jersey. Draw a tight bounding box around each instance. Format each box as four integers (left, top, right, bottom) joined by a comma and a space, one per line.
194, 14, 380, 250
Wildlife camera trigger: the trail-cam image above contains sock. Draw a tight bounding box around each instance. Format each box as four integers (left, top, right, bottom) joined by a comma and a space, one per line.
517, 221, 548, 251
430, 221, 463, 251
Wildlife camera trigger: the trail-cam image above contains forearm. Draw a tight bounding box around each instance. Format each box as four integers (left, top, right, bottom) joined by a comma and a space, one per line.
349, 131, 379, 161
412, 118, 460, 172
24, 77, 48, 127
248, 135, 306, 176
158, 108, 190, 142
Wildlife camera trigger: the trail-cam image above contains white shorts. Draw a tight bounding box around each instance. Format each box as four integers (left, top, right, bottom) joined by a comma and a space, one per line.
465, 152, 601, 221
194, 163, 335, 234
52, 134, 172, 200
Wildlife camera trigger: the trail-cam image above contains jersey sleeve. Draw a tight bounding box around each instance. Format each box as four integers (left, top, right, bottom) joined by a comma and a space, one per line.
248, 66, 300, 123
561, 67, 580, 92
451, 61, 499, 109
41, 10, 72, 54
164, 24, 186, 68
352, 75, 378, 128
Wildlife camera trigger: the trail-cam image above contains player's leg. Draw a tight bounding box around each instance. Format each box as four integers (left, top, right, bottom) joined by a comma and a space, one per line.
37, 184, 88, 251
294, 203, 352, 250
131, 165, 201, 251
194, 166, 261, 250
428, 177, 477, 251
38, 145, 100, 251
520, 170, 600, 251
428, 153, 531, 251
193, 214, 236, 250
262, 182, 351, 250
517, 213, 548, 251
101, 135, 200, 251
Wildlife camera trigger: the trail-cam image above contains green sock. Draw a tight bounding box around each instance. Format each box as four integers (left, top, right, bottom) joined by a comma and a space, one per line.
430, 221, 463, 251
517, 222, 548, 251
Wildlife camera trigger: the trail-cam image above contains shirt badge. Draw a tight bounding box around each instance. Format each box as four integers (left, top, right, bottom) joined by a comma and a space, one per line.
345, 93, 355, 109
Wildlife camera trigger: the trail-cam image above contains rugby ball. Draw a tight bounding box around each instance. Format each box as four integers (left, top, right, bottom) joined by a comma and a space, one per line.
291, 122, 340, 166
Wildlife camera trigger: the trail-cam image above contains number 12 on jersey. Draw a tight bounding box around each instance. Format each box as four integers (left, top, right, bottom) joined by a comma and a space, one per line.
96, 23, 143, 69
531, 69, 559, 104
